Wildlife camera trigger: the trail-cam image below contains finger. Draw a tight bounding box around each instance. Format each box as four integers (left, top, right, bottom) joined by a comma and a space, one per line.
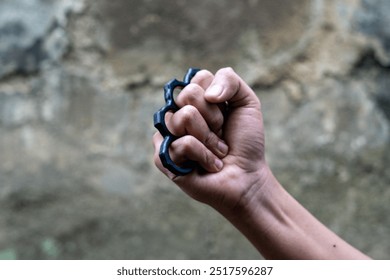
175, 83, 224, 135
191, 69, 214, 90
169, 135, 224, 173
153, 133, 224, 178
153, 133, 180, 180
204, 67, 261, 110
166, 105, 228, 158
153, 132, 168, 173
191, 70, 229, 126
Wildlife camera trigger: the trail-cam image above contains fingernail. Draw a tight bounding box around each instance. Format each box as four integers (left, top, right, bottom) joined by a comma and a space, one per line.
206, 84, 223, 98
214, 159, 224, 171
218, 141, 229, 156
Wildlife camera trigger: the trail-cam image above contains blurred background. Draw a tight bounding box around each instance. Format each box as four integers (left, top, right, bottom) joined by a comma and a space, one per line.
0, 0, 389, 259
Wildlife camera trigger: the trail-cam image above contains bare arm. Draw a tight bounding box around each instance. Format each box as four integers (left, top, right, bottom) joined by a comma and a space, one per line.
224, 166, 370, 259
153, 67, 370, 259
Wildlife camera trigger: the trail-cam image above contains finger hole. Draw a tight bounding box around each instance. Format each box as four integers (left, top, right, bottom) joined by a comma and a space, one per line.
173, 86, 184, 106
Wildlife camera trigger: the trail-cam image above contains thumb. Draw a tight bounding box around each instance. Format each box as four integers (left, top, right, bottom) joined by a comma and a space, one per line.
204, 67, 260, 110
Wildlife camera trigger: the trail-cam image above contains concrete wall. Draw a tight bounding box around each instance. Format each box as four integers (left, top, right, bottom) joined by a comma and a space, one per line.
0, 0, 389, 259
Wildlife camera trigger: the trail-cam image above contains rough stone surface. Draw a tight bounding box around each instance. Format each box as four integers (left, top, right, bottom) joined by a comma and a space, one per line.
0, 0, 83, 78
0, 0, 389, 259
355, 0, 390, 64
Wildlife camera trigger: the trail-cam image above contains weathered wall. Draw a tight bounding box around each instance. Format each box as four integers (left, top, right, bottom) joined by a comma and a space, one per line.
0, 0, 389, 259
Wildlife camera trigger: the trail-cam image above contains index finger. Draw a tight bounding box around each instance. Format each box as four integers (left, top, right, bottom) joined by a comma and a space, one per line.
190, 69, 214, 90
204, 67, 261, 110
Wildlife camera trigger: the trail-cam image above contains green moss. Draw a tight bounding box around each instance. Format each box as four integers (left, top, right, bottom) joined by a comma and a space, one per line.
41, 238, 60, 258
0, 248, 17, 260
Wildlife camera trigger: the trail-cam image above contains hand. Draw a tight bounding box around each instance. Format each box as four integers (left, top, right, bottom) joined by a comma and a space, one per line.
153, 67, 268, 214
153, 68, 371, 260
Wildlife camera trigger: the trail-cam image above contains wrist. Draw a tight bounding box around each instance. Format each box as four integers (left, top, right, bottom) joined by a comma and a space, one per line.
216, 162, 277, 222
215, 163, 290, 257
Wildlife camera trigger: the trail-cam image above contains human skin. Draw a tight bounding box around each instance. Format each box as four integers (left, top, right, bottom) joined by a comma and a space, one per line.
153, 67, 370, 259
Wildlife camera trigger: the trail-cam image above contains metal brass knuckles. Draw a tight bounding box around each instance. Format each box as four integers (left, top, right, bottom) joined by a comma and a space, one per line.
154, 68, 200, 176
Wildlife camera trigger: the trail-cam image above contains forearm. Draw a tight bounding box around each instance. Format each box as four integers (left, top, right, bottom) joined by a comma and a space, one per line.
221, 167, 371, 260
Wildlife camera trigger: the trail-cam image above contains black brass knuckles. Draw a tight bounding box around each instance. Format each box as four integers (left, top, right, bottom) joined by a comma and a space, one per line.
154, 68, 200, 176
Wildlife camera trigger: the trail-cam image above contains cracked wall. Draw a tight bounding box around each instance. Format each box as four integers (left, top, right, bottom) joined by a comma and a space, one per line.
0, 0, 389, 259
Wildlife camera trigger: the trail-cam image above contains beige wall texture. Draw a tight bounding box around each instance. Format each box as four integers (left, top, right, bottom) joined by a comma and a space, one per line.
0, 0, 389, 259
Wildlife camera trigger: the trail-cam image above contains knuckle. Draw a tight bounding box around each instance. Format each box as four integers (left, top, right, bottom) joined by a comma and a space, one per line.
217, 67, 236, 77
209, 114, 224, 132
180, 105, 198, 124
180, 83, 202, 103
196, 69, 213, 80
176, 135, 193, 153
204, 131, 218, 148
203, 149, 215, 168
169, 136, 193, 163
203, 149, 212, 166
